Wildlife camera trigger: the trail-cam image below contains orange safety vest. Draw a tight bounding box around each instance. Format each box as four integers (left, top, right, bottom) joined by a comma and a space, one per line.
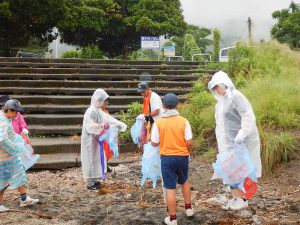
155, 115, 189, 156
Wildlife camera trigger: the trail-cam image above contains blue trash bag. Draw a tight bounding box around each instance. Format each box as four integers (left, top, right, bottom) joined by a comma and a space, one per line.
130, 114, 144, 146
21, 144, 40, 171
99, 126, 119, 158
108, 127, 119, 158
141, 143, 161, 188
212, 143, 257, 192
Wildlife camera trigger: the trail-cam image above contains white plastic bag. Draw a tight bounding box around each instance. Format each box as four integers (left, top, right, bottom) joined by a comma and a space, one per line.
130, 114, 145, 146
212, 143, 257, 191
141, 143, 161, 188
99, 126, 120, 158
21, 143, 40, 171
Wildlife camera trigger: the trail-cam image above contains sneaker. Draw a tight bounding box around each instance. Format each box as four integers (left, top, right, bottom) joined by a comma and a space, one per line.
185, 208, 194, 217
164, 216, 177, 225
0, 205, 10, 212
20, 196, 39, 207
229, 198, 248, 210
87, 182, 101, 190
107, 166, 112, 173
222, 198, 236, 210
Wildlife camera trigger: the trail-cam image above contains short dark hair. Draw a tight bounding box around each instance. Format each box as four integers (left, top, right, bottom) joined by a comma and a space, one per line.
4, 108, 16, 113
164, 105, 177, 110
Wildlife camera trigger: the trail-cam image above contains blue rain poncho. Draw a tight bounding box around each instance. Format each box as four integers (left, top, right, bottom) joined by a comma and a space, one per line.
0, 111, 28, 190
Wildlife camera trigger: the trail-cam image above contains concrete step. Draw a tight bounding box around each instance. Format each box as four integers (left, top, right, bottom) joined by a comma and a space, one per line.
29, 125, 81, 136
0, 67, 215, 75
1, 87, 190, 96
32, 152, 138, 170
1, 80, 193, 88
0, 73, 202, 81
31, 137, 80, 154
30, 137, 136, 155
23, 104, 129, 114
24, 114, 84, 126
13, 95, 185, 106
0, 62, 200, 70
0, 57, 206, 65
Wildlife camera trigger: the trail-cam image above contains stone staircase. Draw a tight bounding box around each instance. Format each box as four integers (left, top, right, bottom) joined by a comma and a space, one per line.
0, 57, 215, 169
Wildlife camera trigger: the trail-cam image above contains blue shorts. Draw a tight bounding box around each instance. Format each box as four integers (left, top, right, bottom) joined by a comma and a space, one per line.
161, 155, 189, 189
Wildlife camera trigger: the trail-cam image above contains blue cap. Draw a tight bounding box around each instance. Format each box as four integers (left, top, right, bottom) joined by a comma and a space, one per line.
163, 93, 178, 107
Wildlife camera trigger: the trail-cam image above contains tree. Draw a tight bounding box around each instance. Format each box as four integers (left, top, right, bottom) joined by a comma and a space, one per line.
58, 0, 186, 58
212, 28, 221, 61
0, 0, 67, 56
171, 24, 211, 56
271, 2, 300, 49
182, 34, 200, 61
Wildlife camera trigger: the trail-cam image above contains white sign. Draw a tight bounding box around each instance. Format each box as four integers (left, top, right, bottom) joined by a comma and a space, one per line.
141, 36, 160, 49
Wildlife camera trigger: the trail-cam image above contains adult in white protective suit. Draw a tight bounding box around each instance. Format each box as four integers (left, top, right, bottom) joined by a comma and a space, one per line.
81, 89, 127, 190
208, 71, 261, 210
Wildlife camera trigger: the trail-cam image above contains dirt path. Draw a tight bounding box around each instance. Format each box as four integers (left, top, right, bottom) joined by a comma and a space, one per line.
0, 152, 299, 225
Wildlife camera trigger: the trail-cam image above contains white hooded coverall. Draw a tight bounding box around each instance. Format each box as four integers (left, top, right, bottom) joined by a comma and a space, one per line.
81, 89, 109, 179
208, 71, 262, 178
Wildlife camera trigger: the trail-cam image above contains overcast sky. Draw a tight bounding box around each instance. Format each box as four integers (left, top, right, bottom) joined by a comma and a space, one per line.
180, 0, 293, 46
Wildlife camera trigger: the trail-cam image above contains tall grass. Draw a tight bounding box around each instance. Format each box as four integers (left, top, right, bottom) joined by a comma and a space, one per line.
182, 41, 300, 175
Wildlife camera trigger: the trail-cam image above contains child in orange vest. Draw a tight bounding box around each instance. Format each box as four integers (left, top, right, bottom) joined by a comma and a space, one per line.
151, 93, 194, 225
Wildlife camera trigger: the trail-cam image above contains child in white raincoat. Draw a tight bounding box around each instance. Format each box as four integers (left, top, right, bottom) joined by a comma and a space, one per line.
81, 89, 127, 190
208, 71, 262, 210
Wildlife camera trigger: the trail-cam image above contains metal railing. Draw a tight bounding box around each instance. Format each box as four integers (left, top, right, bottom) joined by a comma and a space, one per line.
163, 56, 185, 61
192, 53, 211, 62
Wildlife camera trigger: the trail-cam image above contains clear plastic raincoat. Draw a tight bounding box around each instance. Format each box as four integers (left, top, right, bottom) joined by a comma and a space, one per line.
81, 89, 127, 179
208, 71, 262, 178
0, 111, 28, 190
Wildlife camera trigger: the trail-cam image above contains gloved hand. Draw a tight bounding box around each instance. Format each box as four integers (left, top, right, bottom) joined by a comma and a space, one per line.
103, 123, 110, 130
234, 135, 244, 144
21, 128, 29, 135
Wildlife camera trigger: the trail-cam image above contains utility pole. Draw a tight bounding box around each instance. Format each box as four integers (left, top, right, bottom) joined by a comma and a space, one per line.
248, 17, 252, 42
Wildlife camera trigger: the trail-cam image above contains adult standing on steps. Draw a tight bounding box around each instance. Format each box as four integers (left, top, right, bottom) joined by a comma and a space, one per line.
81, 89, 111, 190
0, 100, 39, 212
137, 82, 164, 141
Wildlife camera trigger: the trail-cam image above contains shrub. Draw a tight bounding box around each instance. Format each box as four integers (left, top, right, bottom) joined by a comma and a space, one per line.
61, 50, 80, 58
80, 45, 104, 59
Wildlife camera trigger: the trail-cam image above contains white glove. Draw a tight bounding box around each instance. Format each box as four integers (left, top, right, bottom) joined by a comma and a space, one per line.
22, 128, 29, 135
234, 136, 244, 144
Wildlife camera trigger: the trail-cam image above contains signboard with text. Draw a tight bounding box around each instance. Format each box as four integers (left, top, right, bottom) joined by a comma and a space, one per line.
141, 36, 160, 49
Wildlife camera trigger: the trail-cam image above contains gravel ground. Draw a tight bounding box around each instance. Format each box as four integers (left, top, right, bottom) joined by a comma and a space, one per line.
0, 152, 299, 225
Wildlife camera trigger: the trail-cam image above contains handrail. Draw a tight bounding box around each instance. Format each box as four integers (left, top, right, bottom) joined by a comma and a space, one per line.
192, 53, 211, 62
164, 56, 184, 61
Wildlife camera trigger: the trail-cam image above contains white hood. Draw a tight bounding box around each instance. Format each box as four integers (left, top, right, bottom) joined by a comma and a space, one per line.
208, 71, 235, 101
90, 89, 109, 108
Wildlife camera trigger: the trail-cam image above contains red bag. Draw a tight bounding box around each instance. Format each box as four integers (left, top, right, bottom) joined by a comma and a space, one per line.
239, 177, 258, 199
103, 141, 113, 161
